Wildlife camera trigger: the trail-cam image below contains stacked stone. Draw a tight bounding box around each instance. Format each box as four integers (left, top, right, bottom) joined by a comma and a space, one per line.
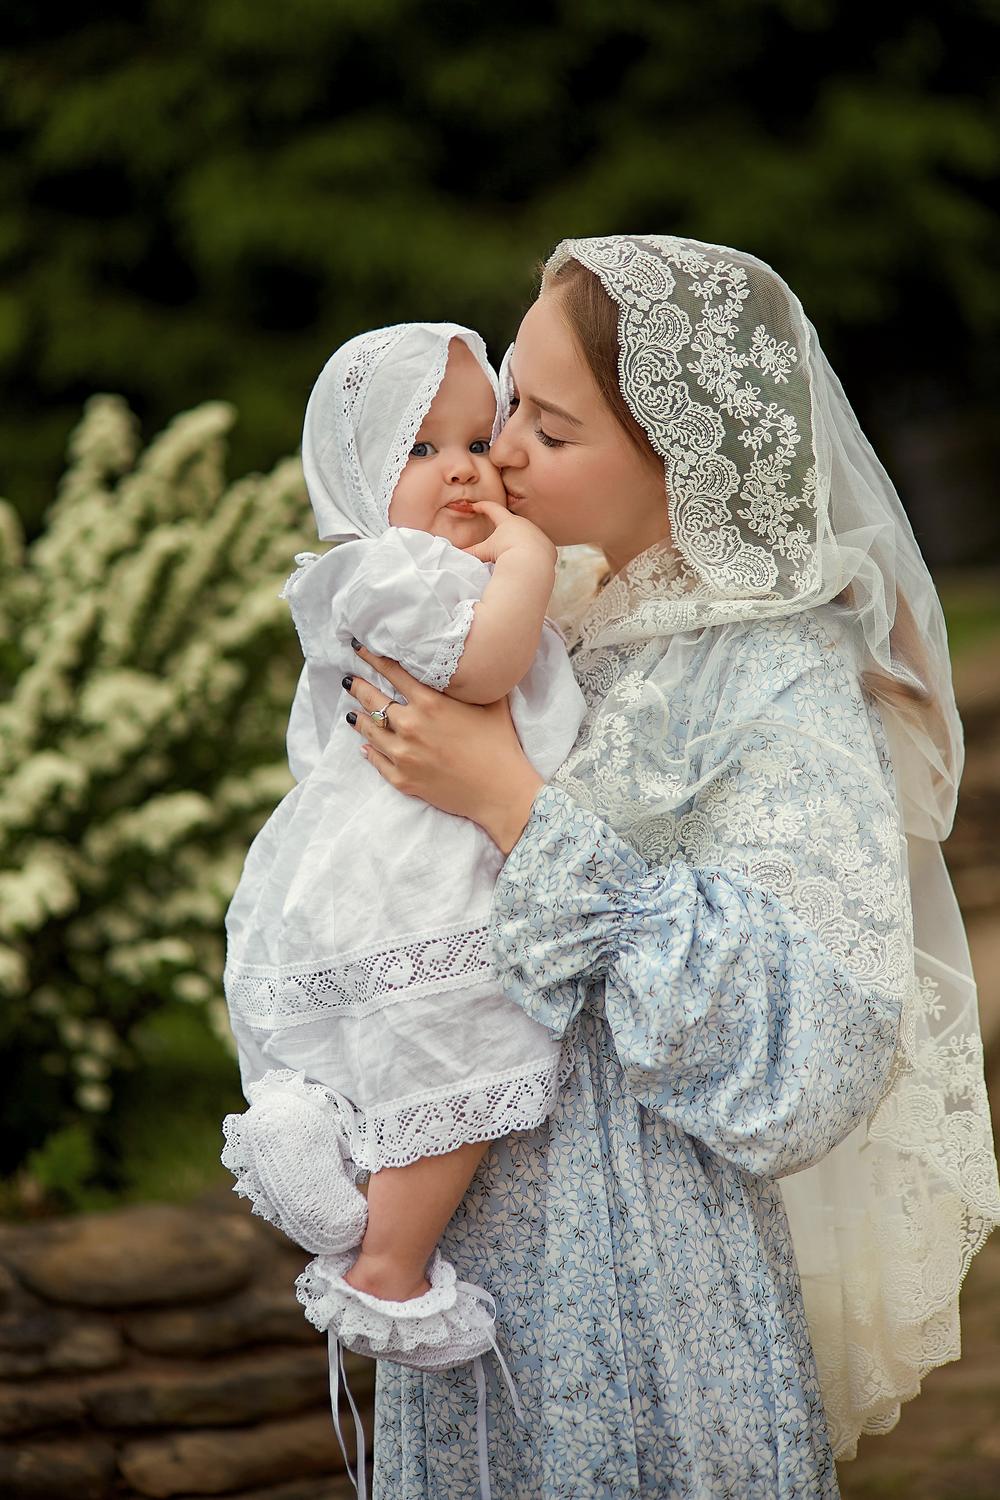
0, 1199, 373, 1499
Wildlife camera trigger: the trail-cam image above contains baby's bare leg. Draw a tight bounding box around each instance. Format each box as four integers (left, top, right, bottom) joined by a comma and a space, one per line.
342, 1139, 489, 1301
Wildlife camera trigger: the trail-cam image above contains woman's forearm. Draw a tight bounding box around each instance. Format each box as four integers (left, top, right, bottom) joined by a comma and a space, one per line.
447, 548, 556, 703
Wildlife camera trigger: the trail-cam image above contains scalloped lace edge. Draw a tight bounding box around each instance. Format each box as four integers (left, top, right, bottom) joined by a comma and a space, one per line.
423, 597, 479, 690
337, 1044, 577, 1174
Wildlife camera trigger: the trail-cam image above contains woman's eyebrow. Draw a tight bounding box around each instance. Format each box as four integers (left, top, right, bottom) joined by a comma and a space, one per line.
526, 394, 583, 427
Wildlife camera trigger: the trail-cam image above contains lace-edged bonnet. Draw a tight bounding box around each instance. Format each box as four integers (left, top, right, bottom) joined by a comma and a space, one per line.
301, 322, 499, 542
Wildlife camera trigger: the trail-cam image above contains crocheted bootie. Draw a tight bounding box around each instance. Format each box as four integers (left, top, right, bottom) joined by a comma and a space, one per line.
221, 1068, 367, 1254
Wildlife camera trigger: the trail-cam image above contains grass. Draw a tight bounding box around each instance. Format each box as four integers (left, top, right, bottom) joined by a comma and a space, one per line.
107, 1004, 247, 1209
3, 1004, 247, 1218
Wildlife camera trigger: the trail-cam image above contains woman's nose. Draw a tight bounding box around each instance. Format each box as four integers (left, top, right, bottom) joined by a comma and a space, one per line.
490, 417, 524, 468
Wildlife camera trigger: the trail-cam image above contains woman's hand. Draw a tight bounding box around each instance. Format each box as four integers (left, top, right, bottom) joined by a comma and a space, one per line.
343, 642, 545, 855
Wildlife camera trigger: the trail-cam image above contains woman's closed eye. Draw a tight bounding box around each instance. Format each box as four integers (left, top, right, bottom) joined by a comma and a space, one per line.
506, 391, 565, 448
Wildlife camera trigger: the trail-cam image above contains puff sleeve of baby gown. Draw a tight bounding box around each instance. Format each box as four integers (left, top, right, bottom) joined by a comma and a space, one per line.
282, 525, 583, 778
288, 526, 491, 691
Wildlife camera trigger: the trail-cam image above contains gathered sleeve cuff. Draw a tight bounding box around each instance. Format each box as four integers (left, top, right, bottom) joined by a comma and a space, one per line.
490, 783, 902, 1180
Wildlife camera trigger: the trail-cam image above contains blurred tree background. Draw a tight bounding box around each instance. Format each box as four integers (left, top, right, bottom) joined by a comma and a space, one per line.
2, 0, 1000, 1213
3, 0, 1000, 558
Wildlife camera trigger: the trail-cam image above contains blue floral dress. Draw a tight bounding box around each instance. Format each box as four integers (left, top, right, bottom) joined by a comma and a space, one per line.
371, 613, 903, 1499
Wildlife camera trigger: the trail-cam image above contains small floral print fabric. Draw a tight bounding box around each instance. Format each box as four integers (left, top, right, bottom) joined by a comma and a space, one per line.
372, 615, 904, 1498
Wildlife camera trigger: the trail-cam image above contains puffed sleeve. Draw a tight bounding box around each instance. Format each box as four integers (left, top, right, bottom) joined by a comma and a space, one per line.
338, 527, 492, 690
489, 646, 907, 1180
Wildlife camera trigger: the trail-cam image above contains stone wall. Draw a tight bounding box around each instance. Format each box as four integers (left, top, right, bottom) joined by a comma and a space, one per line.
0, 1197, 372, 1500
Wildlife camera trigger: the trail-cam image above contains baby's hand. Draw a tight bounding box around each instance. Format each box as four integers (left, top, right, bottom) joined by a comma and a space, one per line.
461, 499, 556, 567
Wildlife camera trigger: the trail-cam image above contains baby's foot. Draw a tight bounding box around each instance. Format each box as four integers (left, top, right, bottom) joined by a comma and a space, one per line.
342, 1253, 432, 1302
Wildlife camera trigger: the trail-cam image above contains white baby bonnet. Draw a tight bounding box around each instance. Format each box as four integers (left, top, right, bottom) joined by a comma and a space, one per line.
301, 321, 500, 542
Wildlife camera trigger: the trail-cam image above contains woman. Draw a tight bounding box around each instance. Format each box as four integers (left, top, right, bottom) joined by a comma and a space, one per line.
342, 235, 1000, 1498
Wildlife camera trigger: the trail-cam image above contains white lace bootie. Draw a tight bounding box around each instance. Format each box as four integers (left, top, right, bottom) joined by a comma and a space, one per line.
221, 1068, 368, 1255
296, 1247, 524, 1500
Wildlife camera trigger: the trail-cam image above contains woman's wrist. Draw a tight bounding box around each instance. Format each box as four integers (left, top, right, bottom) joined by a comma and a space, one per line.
481, 768, 546, 856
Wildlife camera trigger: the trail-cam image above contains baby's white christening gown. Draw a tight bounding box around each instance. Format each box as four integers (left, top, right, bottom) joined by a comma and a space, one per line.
218, 321, 588, 1500
223, 523, 585, 1176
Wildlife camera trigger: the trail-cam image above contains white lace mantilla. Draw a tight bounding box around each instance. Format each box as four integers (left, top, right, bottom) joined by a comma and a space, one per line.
546, 236, 823, 638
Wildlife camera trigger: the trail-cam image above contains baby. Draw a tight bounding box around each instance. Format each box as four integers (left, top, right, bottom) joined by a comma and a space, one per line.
220, 324, 585, 1412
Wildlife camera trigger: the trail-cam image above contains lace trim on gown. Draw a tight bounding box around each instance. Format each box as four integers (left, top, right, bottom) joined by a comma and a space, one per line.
225, 921, 494, 1025
423, 596, 478, 691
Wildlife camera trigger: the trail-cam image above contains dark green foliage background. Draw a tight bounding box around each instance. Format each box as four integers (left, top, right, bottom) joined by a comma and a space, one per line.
2, 0, 999, 558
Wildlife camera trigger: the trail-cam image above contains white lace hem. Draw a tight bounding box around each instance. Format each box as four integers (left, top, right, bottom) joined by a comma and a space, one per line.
338, 1043, 576, 1175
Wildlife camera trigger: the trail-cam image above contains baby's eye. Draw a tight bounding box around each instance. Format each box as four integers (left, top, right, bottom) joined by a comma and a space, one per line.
469, 439, 490, 454
409, 440, 435, 458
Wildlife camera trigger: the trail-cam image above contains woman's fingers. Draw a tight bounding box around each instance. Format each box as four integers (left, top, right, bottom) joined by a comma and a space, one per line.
345, 672, 399, 724
351, 641, 428, 701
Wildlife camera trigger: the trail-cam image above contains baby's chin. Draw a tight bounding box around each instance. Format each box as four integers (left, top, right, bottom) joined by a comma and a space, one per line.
432, 516, 492, 547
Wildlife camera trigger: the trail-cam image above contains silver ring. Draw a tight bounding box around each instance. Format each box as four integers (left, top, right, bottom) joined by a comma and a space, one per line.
369, 703, 392, 730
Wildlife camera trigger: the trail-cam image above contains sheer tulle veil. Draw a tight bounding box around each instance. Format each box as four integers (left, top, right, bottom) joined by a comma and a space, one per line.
500, 234, 1000, 1456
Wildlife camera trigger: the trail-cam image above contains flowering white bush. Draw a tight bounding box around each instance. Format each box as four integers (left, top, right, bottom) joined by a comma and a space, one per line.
1, 396, 311, 1179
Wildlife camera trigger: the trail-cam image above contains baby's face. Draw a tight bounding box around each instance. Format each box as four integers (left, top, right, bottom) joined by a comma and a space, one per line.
388, 339, 507, 546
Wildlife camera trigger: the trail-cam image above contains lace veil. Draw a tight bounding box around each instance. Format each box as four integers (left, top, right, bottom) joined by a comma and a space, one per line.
301, 321, 498, 541
510, 235, 1000, 1456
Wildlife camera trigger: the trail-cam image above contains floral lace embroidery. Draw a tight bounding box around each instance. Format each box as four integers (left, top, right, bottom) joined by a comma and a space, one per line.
547, 236, 822, 640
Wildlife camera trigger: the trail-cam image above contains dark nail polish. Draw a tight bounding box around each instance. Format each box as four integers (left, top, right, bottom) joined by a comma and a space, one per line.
350, 636, 363, 651
342, 675, 354, 690
346, 711, 357, 726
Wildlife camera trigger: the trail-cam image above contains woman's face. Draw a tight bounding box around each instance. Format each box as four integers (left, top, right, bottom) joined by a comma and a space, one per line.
489, 293, 670, 573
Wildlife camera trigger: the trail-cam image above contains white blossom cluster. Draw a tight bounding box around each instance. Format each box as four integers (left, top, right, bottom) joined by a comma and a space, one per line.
1, 396, 311, 1130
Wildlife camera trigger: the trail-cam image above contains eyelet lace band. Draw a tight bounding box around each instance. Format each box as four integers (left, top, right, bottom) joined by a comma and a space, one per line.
423, 597, 479, 690
335, 1047, 577, 1176
225, 922, 496, 1026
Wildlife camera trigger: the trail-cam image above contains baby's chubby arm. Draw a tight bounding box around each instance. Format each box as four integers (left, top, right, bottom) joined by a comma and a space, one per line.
445, 499, 557, 704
